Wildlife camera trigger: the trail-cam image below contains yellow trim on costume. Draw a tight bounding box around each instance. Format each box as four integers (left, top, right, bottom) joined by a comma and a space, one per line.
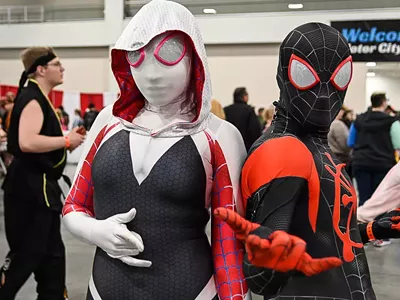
53, 152, 66, 168
29, 79, 66, 168
29, 79, 61, 123
43, 173, 50, 208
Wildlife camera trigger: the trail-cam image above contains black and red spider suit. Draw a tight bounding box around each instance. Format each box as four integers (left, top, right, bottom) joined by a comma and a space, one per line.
215, 22, 400, 300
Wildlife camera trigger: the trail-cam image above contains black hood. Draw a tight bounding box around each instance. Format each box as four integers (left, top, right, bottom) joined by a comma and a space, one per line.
355, 110, 397, 132
274, 22, 352, 137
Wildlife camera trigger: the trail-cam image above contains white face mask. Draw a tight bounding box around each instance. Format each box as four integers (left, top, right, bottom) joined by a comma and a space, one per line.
127, 32, 192, 108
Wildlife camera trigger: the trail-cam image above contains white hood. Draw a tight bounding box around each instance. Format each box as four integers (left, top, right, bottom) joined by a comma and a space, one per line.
111, 0, 212, 137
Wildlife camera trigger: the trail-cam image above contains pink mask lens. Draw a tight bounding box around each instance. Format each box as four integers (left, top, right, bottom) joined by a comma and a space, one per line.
154, 34, 186, 66
126, 49, 145, 68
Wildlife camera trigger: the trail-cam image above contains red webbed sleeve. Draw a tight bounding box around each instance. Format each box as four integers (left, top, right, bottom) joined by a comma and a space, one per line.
206, 132, 249, 300
62, 123, 118, 217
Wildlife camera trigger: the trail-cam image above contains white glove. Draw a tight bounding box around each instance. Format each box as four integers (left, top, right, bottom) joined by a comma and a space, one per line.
63, 208, 152, 267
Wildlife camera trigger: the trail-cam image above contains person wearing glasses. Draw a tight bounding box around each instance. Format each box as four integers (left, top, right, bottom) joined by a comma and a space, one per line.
0, 47, 84, 300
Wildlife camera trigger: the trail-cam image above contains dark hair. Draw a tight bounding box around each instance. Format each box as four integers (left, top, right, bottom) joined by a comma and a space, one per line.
370, 92, 387, 108
233, 87, 247, 103
88, 103, 95, 109
258, 107, 265, 114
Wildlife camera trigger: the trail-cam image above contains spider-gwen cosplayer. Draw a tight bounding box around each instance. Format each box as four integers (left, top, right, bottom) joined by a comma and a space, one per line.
62, 1, 250, 299
214, 22, 400, 300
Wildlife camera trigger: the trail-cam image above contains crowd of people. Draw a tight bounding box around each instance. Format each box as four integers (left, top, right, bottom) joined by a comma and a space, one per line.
1, 1, 400, 299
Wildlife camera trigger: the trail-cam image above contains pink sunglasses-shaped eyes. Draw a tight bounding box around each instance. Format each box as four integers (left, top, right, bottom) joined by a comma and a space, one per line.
126, 33, 187, 68
125, 49, 145, 68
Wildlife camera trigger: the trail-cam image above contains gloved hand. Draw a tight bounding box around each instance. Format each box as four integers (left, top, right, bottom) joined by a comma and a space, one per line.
214, 208, 342, 276
63, 208, 152, 267
367, 208, 400, 240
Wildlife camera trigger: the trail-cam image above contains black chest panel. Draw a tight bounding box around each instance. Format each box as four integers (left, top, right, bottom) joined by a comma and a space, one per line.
252, 130, 376, 300
90, 130, 213, 300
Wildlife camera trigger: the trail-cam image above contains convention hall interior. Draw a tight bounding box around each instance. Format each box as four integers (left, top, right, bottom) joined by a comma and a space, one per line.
0, 0, 399, 299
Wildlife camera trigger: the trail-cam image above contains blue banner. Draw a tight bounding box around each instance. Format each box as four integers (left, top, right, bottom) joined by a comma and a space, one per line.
331, 20, 400, 61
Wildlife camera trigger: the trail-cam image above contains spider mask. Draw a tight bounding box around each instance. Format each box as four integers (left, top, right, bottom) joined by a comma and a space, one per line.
276, 22, 352, 134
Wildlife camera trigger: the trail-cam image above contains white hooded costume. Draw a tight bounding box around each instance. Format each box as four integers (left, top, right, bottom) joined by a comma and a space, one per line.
62, 1, 250, 299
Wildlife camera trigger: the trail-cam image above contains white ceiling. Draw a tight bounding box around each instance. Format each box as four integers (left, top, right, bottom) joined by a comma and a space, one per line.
125, 0, 400, 14
368, 62, 400, 78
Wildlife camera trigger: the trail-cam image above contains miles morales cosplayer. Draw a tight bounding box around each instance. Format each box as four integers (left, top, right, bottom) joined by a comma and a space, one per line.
215, 22, 400, 300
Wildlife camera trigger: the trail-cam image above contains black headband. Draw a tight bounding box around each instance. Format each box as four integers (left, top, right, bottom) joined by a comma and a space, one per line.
16, 52, 57, 99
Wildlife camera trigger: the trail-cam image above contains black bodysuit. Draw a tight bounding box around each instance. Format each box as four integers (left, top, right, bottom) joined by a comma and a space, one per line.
90, 131, 213, 299
240, 23, 376, 299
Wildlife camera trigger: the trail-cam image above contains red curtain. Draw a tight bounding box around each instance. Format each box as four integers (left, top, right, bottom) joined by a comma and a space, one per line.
80, 93, 104, 113
49, 90, 64, 108
0, 84, 106, 115
0, 85, 18, 97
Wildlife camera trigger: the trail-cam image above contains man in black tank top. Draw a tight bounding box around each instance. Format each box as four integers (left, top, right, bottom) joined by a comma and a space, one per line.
0, 47, 85, 300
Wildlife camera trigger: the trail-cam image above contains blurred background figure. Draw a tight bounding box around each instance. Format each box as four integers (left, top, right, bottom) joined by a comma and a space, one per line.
328, 106, 351, 164
224, 87, 262, 151
262, 105, 275, 133
385, 104, 398, 117
210, 99, 225, 120
257, 107, 266, 128
83, 103, 99, 131
57, 105, 69, 129
55, 108, 68, 130
1, 92, 15, 134
71, 109, 84, 129
348, 92, 400, 209
341, 106, 355, 128
358, 162, 400, 224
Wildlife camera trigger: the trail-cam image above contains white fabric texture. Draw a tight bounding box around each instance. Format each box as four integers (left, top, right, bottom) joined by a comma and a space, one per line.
111, 0, 212, 137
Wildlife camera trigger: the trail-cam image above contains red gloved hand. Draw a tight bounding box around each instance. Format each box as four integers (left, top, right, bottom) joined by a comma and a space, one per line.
214, 208, 343, 276
382, 208, 400, 231
246, 232, 342, 276
214, 207, 260, 241
370, 208, 400, 240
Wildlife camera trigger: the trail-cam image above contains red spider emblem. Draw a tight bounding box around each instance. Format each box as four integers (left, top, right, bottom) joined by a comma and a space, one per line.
324, 153, 363, 262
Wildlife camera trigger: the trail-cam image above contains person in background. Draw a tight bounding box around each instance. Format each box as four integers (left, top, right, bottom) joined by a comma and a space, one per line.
341, 107, 354, 128
210, 99, 225, 120
57, 106, 69, 129
328, 106, 351, 164
358, 162, 400, 224
257, 107, 266, 128
385, 104, 397, 117
83, 103, 99, 131
262, 105, 275, 132
348, 92, 400, 247
72, 109, 84, 128
2, 92, 15, 133
0, 46, 84, 300
55, 108, 68, 131
224, 87, 262, 151
0, 93, 15, 168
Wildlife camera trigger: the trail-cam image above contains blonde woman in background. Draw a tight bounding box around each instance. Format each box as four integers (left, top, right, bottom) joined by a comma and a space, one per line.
211, 99, 225, 120
262, 105, 275, 132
